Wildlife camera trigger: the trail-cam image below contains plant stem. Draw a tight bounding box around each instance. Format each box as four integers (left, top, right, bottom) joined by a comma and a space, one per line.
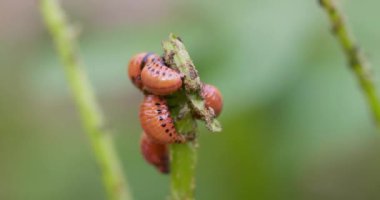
39, 1, 132, 199
319, 0, 380, 127
162, 34, 221, 200
170, 142, 197, 200
168, 102, 197, 200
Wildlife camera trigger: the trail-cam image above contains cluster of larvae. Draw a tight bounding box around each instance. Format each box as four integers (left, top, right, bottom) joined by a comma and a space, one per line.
127, 52, 223, 174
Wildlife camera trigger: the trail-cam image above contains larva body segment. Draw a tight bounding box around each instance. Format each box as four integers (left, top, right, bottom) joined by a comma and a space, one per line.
141, 60, 183, 95
140, 132, 169, 174
139, 95, 187, 144
201, 84, 223, 117
127, 52, 162, 90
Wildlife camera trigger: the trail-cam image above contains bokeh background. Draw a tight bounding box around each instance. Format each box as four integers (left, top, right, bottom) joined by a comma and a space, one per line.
2, 0, 380, 199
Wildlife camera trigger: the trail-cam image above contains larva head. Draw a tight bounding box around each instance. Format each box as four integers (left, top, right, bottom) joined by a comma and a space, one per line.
141, 61, 183, 95
201, 84, 223, 117
140, 132, 169, 174
127, 52, 162, 90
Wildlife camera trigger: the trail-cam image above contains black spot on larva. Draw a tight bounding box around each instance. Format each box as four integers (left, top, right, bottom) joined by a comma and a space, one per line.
141, 53, 153, 69
156, 71, 159, 75
165, 129, 169, 133
163, 72, 166, 76
159, 116, 163, 121
155, 103, 160, 106
169, 133, 172, 137
161, 124, 166, 127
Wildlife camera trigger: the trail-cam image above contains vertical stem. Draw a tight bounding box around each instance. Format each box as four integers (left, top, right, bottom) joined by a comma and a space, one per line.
163, 34, 222, 200
167, 94, 197, 200
319, 0, 380, 127
39, 0, 132, 200
170, 142, 197, 200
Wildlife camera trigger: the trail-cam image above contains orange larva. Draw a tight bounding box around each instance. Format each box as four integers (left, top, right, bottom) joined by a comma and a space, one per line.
141, 60, 183, 95
140, 132, 169, 174
201, 84, 223, 117
139, 95, 187, 144
127, 52, 162, 90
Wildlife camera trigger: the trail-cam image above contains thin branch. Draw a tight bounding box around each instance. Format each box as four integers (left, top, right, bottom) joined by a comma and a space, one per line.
319, 0, 380, 127
162, 34, 222, 200
39, 0, 132, 199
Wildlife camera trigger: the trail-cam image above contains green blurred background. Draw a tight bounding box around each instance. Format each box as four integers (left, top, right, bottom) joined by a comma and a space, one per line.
2, 0, 380, 199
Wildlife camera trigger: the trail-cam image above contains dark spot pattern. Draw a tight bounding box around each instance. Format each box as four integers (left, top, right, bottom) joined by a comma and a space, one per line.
140, 60, 183, 95
139, 95, 186, 144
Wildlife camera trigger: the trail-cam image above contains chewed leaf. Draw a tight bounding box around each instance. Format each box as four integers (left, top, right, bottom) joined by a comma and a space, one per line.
162, 34, 222, 132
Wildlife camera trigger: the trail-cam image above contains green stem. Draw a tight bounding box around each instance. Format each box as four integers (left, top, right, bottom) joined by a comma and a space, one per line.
39, 1, 132, 200
162, 34, 222, 200
168, 102, 197, 200
170, 142, 197, 200
319, 0, 380, 127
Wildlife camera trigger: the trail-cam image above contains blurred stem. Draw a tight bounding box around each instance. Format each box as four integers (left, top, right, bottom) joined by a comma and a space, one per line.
319, 0, 380, 127
163, 34, 221, 200
39, 0, 132, 200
